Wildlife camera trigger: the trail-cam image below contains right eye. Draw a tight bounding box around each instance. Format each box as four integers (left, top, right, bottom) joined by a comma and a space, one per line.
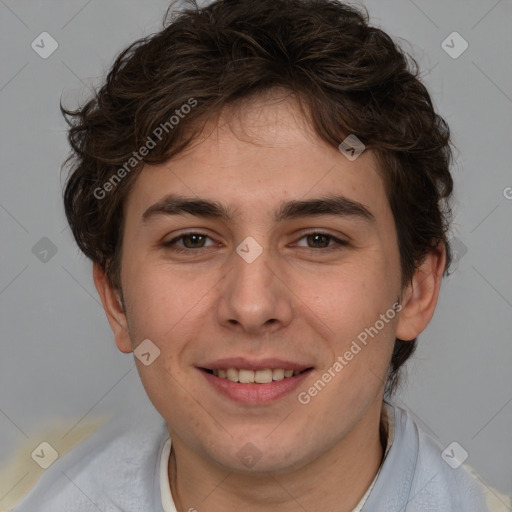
162, 232, 218, 253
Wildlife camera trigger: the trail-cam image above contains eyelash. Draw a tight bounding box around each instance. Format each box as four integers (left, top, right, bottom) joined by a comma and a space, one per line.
162, 230, 348, 255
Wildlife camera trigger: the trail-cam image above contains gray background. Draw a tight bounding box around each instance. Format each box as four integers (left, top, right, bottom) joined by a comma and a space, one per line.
1, 0, 511, 508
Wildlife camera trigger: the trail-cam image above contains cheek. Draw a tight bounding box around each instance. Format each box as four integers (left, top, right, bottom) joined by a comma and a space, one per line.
121, 266, 185, 341
316, 260, 398, 322
309, 258, 399, 374
121, 268, 198, 409
121, 262, 223, 359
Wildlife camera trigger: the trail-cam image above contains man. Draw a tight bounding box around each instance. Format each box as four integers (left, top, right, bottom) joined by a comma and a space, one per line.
16, 0, 489, 510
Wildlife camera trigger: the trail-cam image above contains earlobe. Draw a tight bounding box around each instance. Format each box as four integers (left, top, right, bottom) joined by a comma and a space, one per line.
92, 263, 133, 354
395, 243, 447, 342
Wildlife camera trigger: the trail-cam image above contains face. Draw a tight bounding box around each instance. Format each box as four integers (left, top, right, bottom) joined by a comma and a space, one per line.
102, 96, 412, 473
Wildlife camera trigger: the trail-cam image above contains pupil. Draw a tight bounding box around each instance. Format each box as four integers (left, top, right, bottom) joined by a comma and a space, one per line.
308, 234, 329, 248
184, 234, 204, 248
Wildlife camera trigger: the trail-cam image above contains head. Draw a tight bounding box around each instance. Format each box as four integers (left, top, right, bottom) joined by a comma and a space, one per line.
62, 0, 452, 473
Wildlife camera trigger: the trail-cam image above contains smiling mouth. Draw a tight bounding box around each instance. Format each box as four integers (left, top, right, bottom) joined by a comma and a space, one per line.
201, 367, 313, 383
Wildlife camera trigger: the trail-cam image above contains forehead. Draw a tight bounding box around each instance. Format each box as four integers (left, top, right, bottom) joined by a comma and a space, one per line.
124, 96, 390, 226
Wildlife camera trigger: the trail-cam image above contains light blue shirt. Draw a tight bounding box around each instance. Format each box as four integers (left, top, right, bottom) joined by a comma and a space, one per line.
15, 403, 489, 511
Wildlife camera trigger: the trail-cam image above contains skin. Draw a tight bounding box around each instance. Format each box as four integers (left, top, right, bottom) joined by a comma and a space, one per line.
94, 93, 445, 512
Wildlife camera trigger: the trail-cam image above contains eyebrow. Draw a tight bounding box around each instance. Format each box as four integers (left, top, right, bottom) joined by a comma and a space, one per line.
142, 193, 375, 224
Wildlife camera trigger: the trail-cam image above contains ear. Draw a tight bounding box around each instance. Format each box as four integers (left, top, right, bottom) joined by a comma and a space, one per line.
395, 243, 446, 341
92, 262, 133, 354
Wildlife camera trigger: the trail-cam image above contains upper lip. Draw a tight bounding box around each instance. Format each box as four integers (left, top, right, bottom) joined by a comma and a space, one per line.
199, 357, 313, 372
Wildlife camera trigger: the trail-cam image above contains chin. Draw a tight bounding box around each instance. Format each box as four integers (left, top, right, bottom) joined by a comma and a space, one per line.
206, 435, 314, 474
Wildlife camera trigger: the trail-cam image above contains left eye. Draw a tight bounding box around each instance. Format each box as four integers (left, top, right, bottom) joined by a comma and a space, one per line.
294, 232, 345, 250
163, 233, 215, 251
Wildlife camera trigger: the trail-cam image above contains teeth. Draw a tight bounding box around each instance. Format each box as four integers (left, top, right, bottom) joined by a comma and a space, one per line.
226, 368, 239, 382
272, 368, 285, 381
239, 369, 255, 383
255, 369, 273, 383
213, 368, 304, 383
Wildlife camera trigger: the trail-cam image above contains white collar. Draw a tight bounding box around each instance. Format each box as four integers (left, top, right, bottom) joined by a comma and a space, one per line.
159, 437, 175, 512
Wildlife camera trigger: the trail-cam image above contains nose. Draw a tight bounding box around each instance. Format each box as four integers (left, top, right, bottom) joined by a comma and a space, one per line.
216, 243, 294, 336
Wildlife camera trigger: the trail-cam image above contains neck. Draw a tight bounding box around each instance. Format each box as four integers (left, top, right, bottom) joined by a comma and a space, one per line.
169, 401, 385, 512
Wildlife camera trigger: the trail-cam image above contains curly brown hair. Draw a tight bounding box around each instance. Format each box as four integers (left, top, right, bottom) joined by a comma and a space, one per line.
62, 0, 453, 394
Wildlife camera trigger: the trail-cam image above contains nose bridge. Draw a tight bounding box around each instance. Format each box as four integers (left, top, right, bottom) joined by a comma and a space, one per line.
216, 240, 292, 333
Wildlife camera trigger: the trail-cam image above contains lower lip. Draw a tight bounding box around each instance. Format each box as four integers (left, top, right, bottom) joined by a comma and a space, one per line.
200, 369, 313, 404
